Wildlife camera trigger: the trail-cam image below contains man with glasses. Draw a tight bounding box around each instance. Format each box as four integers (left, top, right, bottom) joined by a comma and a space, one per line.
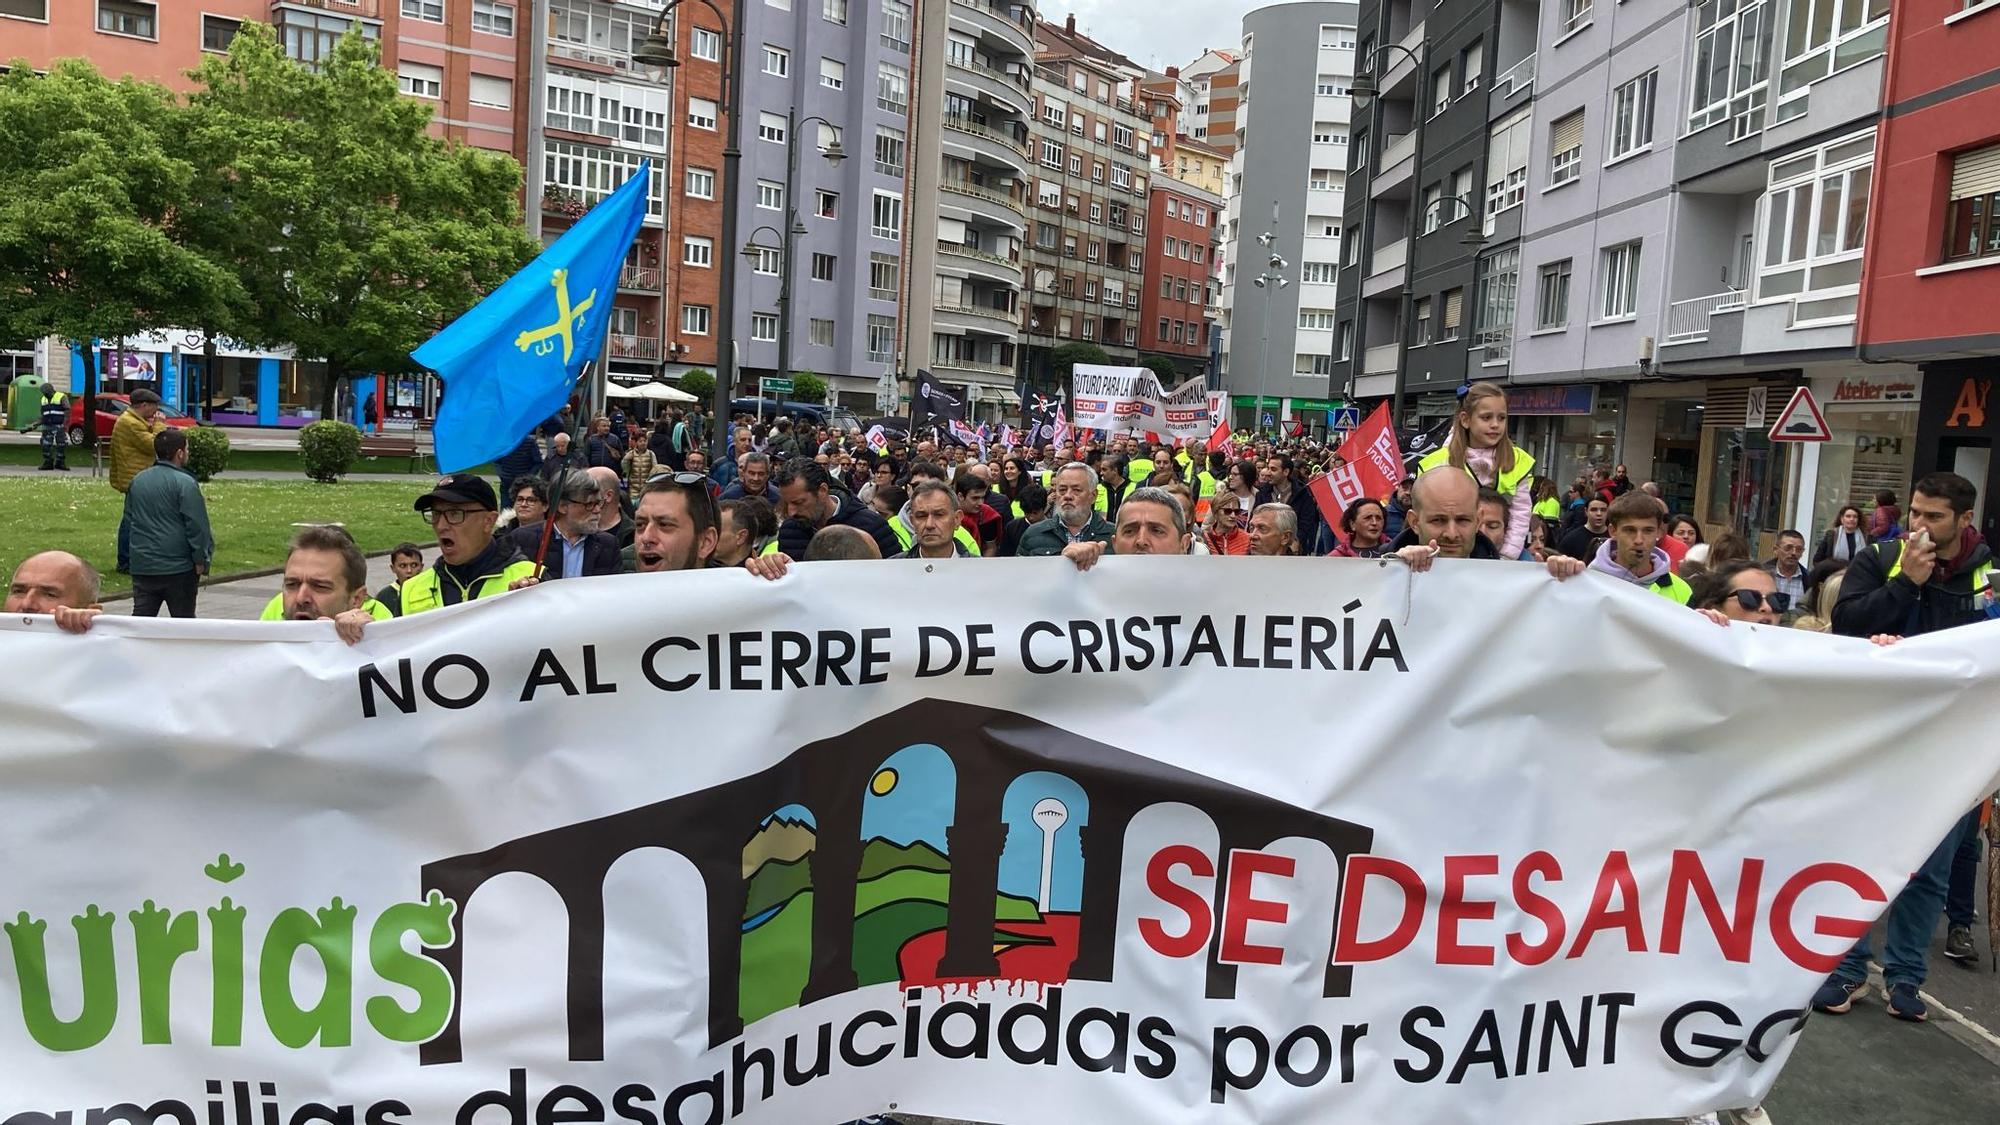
628, 472, 722, 573
510, 476, 619, 580
399, 474, 537, 614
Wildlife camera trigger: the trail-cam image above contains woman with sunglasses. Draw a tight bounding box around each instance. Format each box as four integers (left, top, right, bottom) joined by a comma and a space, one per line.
1689, 560, 1789, 625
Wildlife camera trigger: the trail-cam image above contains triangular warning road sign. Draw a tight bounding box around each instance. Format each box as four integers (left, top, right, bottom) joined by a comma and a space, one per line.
1768, 386, 1831, 442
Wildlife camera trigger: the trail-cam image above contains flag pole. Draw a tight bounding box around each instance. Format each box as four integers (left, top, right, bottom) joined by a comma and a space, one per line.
533, 360, 597, 577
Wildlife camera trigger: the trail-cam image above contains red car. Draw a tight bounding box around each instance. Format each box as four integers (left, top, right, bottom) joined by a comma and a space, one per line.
67, 393, 199, 447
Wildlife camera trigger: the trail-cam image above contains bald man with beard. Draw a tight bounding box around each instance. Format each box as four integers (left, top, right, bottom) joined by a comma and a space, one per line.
1393, 468, 1585, 579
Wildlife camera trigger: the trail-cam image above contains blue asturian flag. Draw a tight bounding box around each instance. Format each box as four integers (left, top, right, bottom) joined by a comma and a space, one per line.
415, 163, 652, 473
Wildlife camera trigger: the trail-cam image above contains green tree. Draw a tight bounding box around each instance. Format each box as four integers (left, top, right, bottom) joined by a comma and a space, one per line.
790, 370, 827, 405
677, 368, 716, 404
1048, 342, 1109, 384
0, 60, 242, 418
185, 24, 539, 418
1139, 355, 1181, 383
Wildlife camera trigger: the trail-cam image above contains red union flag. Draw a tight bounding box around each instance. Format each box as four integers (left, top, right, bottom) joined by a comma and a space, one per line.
1309, 404, 1402, 544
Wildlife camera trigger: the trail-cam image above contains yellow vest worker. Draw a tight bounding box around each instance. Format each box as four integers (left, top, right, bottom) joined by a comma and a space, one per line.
1533, 497, 1560, 520
890, 514, 978, 554
1418, 445, 1537, 498
259, 594, 393, 621
1648, 572, 1693, 605
1128, 457, 1153, 485
398, 560, 537, 613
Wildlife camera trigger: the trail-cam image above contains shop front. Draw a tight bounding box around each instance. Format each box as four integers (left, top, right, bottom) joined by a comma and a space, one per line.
1505, 384, 1624, 494
1680, 379, 1800, 557
67, 332, 403, 429
1913, 362, 1998, 540
1229, 394, 1350, 439
1803, 372, 1923, 543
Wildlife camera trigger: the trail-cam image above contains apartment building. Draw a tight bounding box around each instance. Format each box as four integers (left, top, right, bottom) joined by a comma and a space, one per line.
1857, 0, 2000, 535
903, 0, 1036, 418
1018, 29, 1155, 379
1177, 48, 1240, 148
1222, 2, 1357, 434
1143, 179, 1224, 377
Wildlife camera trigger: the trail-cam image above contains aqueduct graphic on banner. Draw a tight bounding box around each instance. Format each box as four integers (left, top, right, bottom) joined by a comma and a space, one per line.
418, 698, 1375, 1060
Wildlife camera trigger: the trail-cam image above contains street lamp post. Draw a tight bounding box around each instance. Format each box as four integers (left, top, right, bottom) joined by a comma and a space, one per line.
1250, 230, 1290, 436
636, 0, 744, 466
777, 111, 843, 394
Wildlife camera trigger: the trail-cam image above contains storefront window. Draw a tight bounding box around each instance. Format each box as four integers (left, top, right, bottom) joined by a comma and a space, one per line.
1653, 399, 1704, 519
1812, 406, 1916, 538
1704, 426, 1787, 550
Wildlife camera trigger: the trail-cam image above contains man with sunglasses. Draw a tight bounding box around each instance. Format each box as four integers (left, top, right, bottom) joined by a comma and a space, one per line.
627, 472, 723, 573
508, 476, 619, 580
401, 474, 538, 614
1813, 471, 1997, 1023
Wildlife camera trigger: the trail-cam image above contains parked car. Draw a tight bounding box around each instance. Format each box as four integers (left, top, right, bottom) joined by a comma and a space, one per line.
67, 393, 199, 447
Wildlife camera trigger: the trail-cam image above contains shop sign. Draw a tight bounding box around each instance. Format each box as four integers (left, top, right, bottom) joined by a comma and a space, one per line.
1830, 376, 1919, 404
1415, 393, 1459, 415
1505, 384, 1596, 416
124, 329, 296, 361
1944, 376, 1992, 430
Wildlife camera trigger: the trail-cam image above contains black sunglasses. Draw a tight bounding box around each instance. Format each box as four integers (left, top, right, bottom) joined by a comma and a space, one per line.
647, 470, 720, 519
1731, 588, 1791, 613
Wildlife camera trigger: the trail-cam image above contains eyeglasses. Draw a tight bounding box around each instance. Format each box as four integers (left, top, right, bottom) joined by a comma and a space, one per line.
426, 507, 483, 526
1730, 588, 1791, 613
563, 496, 606, 510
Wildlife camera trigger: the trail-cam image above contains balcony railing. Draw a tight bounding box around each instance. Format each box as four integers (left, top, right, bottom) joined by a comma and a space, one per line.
941, 115, 1028, 155
936, 303, 1018, 326
610, 334, 661, 360
1368, 239, 1408, 276
285, 0, 382, 18
547, 38, 640, 72
1363, 343, 1399, 375
938, 241, 1020, 271
935, 357, 1014, 376
942, 179, 1028, 216
619, 265, 662, 291
948, 56, 1031, 94
1664, 289, 1747, 344
1495, 54, 1536, 98
1381, 131, 1417, 170
949, 0, 1035, 37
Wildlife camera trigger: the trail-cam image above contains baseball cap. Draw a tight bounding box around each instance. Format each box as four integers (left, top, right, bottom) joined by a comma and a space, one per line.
413, 473, 498, 512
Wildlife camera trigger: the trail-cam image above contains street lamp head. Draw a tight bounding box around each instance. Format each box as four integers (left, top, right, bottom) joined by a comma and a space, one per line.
1268, 253, 1286, 269
633, 30, 679, 68
1349, 70, 1377, 106
1459, 226, 1488, 251
742, 239, 778, 260
821, 140, 847, 165
1252, 276, 1267, 288
1278, 278, 1290, 288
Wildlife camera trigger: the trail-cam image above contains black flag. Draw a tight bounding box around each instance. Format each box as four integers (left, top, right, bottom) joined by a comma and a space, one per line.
913, 369, 966, 425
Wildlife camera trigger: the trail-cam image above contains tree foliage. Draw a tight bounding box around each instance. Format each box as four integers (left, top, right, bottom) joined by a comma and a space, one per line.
1139, 355, 1181, 383
184, 23, 538, 415
790, 371, 828, 405
677, 369, 716, 404
1048, 343, 1110, 382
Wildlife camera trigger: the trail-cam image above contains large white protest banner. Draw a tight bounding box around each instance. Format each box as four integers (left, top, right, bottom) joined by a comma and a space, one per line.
3, 560, 1998, 1125
1070, 364, 1213, 441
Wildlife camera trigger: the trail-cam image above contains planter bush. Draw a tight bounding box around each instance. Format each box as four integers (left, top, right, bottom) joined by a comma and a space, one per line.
298, 419, 362, 482
185, 425, 232, 482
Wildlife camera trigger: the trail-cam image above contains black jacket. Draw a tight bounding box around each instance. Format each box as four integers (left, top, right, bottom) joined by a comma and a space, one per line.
1832, 535, 1994, 638
508, 524, 621, 579
541, 448, 587, 480
1390, 524, 1502, 560
776, 490, 902, 559
495, 435, 541, 481
1256, 476, 1323, 553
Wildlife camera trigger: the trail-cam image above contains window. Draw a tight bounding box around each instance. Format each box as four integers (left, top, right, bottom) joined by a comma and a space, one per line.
1549, 111, 1584, 186
681, 305, 712, 335
1561, 0, 1591, 34
687, 97, 718, 130
97, 0, 155, 38
545, 139, 666, 219
1422, 184, 1443, 233
0, 0, 47, 19
867, 315, 897, 362
469, 74, 512, 108
1087, 241, 1100, 263
1316, 75, 1347, 96
1302, 261, 1339, 283
751, 313, 779, 342
816, 190, 839, 219
1476, 249, 1519, 360
1778, 0, 1889, 106
877, 63, 909, 114
1158, 317, 1170, 341
1110, 167, 1132, 190
1450, 166, 1474, 215
1042, 99, 1067, 128
1069, 155, 1083, 175
1413, 298, 1433, 346
1082, 318, 1097, 340
691, 27, 721, 60
758, 112, 788, 144
610, 307, 639, 338
1461, 41, 1483, 92
1311, 216, 1340, 238
1092, 162, 1106, 183
544, 74, 670, 147
1432, 66, 1452, 116
874, 127, 905, 176
1037, 180, 1061, 208
757, 180, 784, 210
1313, 122, 1338, 144
1113, 124, 1134, 150
869, 254, 899, 300
821, 57, 845, 89
1192, 245, 1205, 264
685, 167, 715, 199
402, 0, 443, 21
1299, 308, 1337, 330
398, 62, 443, 99
1485, 108, 1530, 226
1041, 140, 1064, 168
1064, 235, 1078, 258
202, 14, 241, 51
1598, 241, 1641, 320
764, 44, 790, 76
811, 253, 838, 281
1195, 206, 1208, 225
683, 235, 713, 267
1945, 144, 2000, 262
1336, 321, 1354, 359
1296, 354, 1336, 376
1088, 201, 1103, 222
1607, 71, 1656, 161
1687, 0, 1771, 139
472, 0, 514, 36
1757, 130, 1874, 305
871, 191, 903, 239
880, 0, 911, 49
1536, 259, 1573, 330
1441, 288, 1464, 340
1310, 168, 1338, 190
824, 0, 848, 23
809, 319, 836, 347
743, 245, 779, 275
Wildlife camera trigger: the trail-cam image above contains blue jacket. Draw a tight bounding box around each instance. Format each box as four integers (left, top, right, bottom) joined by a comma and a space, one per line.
495, 435, 541, 479
126, 461, 213, 576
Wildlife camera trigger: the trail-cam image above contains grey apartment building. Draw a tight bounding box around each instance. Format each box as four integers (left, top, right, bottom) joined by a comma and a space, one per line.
726, 0, 918, 408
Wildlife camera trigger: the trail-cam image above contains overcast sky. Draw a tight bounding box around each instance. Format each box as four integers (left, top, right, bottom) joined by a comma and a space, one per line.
1041, 0, 1254, 74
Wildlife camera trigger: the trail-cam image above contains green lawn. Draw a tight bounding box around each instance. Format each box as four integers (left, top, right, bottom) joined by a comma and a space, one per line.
1, 477, 435, 596
0, 441, 486, 476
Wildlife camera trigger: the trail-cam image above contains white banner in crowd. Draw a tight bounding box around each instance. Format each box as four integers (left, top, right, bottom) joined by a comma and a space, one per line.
1070, 364, 1214, 441
3, 560, 1999, 1125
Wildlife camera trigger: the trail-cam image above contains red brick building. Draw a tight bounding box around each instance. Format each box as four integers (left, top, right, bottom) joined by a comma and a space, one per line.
1855, 0, 2000, 529
1141, 177, 1220, 378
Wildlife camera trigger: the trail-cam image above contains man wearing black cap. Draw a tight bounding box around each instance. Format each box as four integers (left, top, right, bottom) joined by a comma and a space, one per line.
400, 474, 538, 614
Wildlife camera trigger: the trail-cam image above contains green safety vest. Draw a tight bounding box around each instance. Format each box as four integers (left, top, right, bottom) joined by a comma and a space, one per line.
889, 514, 977, 554
1533, 498, 1560, 520
759, 538, 782, 557
1648, 571, 1693, 606
1128, 458, 1153, 485
398, 558, 538, 614
1418, 445, 1537, 498
1884, 541, 1994, 589
258, 593, 394, 621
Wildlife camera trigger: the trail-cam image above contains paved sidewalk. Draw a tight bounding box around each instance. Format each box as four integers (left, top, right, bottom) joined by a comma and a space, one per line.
107, 547, 438, 619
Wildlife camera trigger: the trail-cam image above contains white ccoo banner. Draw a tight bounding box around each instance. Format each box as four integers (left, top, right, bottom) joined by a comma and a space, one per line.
3, 560, 1999, 1125
1070, 364, 1214, 441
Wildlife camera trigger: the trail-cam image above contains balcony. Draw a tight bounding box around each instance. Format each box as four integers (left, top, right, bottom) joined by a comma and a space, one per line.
1494, 54, 1536, 98
946, 57, 1031, 114
1382, 20, 1425, 93
934, 356, 1016, 377
940, 115, 1029, 173
1381, 131, 1417, 174
619, 265, 662, 292
546, 37, 642, 74
1363, 240, 1408, 297
1663, 289, 1747, 345
948, 0, 1035, 58
936, 303, 1019, 335
610, 334, 661, 360
940, 179, 1028, 229
937, 241, 1022, 286
1363, 343, 1399, 376
282, 0, 381, 17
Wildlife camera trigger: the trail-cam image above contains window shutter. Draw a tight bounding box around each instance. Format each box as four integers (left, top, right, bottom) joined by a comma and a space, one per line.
1550, 111, 1584, 155
1951, 143, 2000, 200
1444, 289, 1464, 329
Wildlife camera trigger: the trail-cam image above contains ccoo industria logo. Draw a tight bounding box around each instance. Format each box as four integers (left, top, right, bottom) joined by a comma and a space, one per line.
419, 699, 1377, 1062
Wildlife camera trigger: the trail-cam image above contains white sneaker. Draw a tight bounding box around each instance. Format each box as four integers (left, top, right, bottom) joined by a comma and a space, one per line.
1681, 1115, 1721, 1125
1733, 1108, 1773, 1125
